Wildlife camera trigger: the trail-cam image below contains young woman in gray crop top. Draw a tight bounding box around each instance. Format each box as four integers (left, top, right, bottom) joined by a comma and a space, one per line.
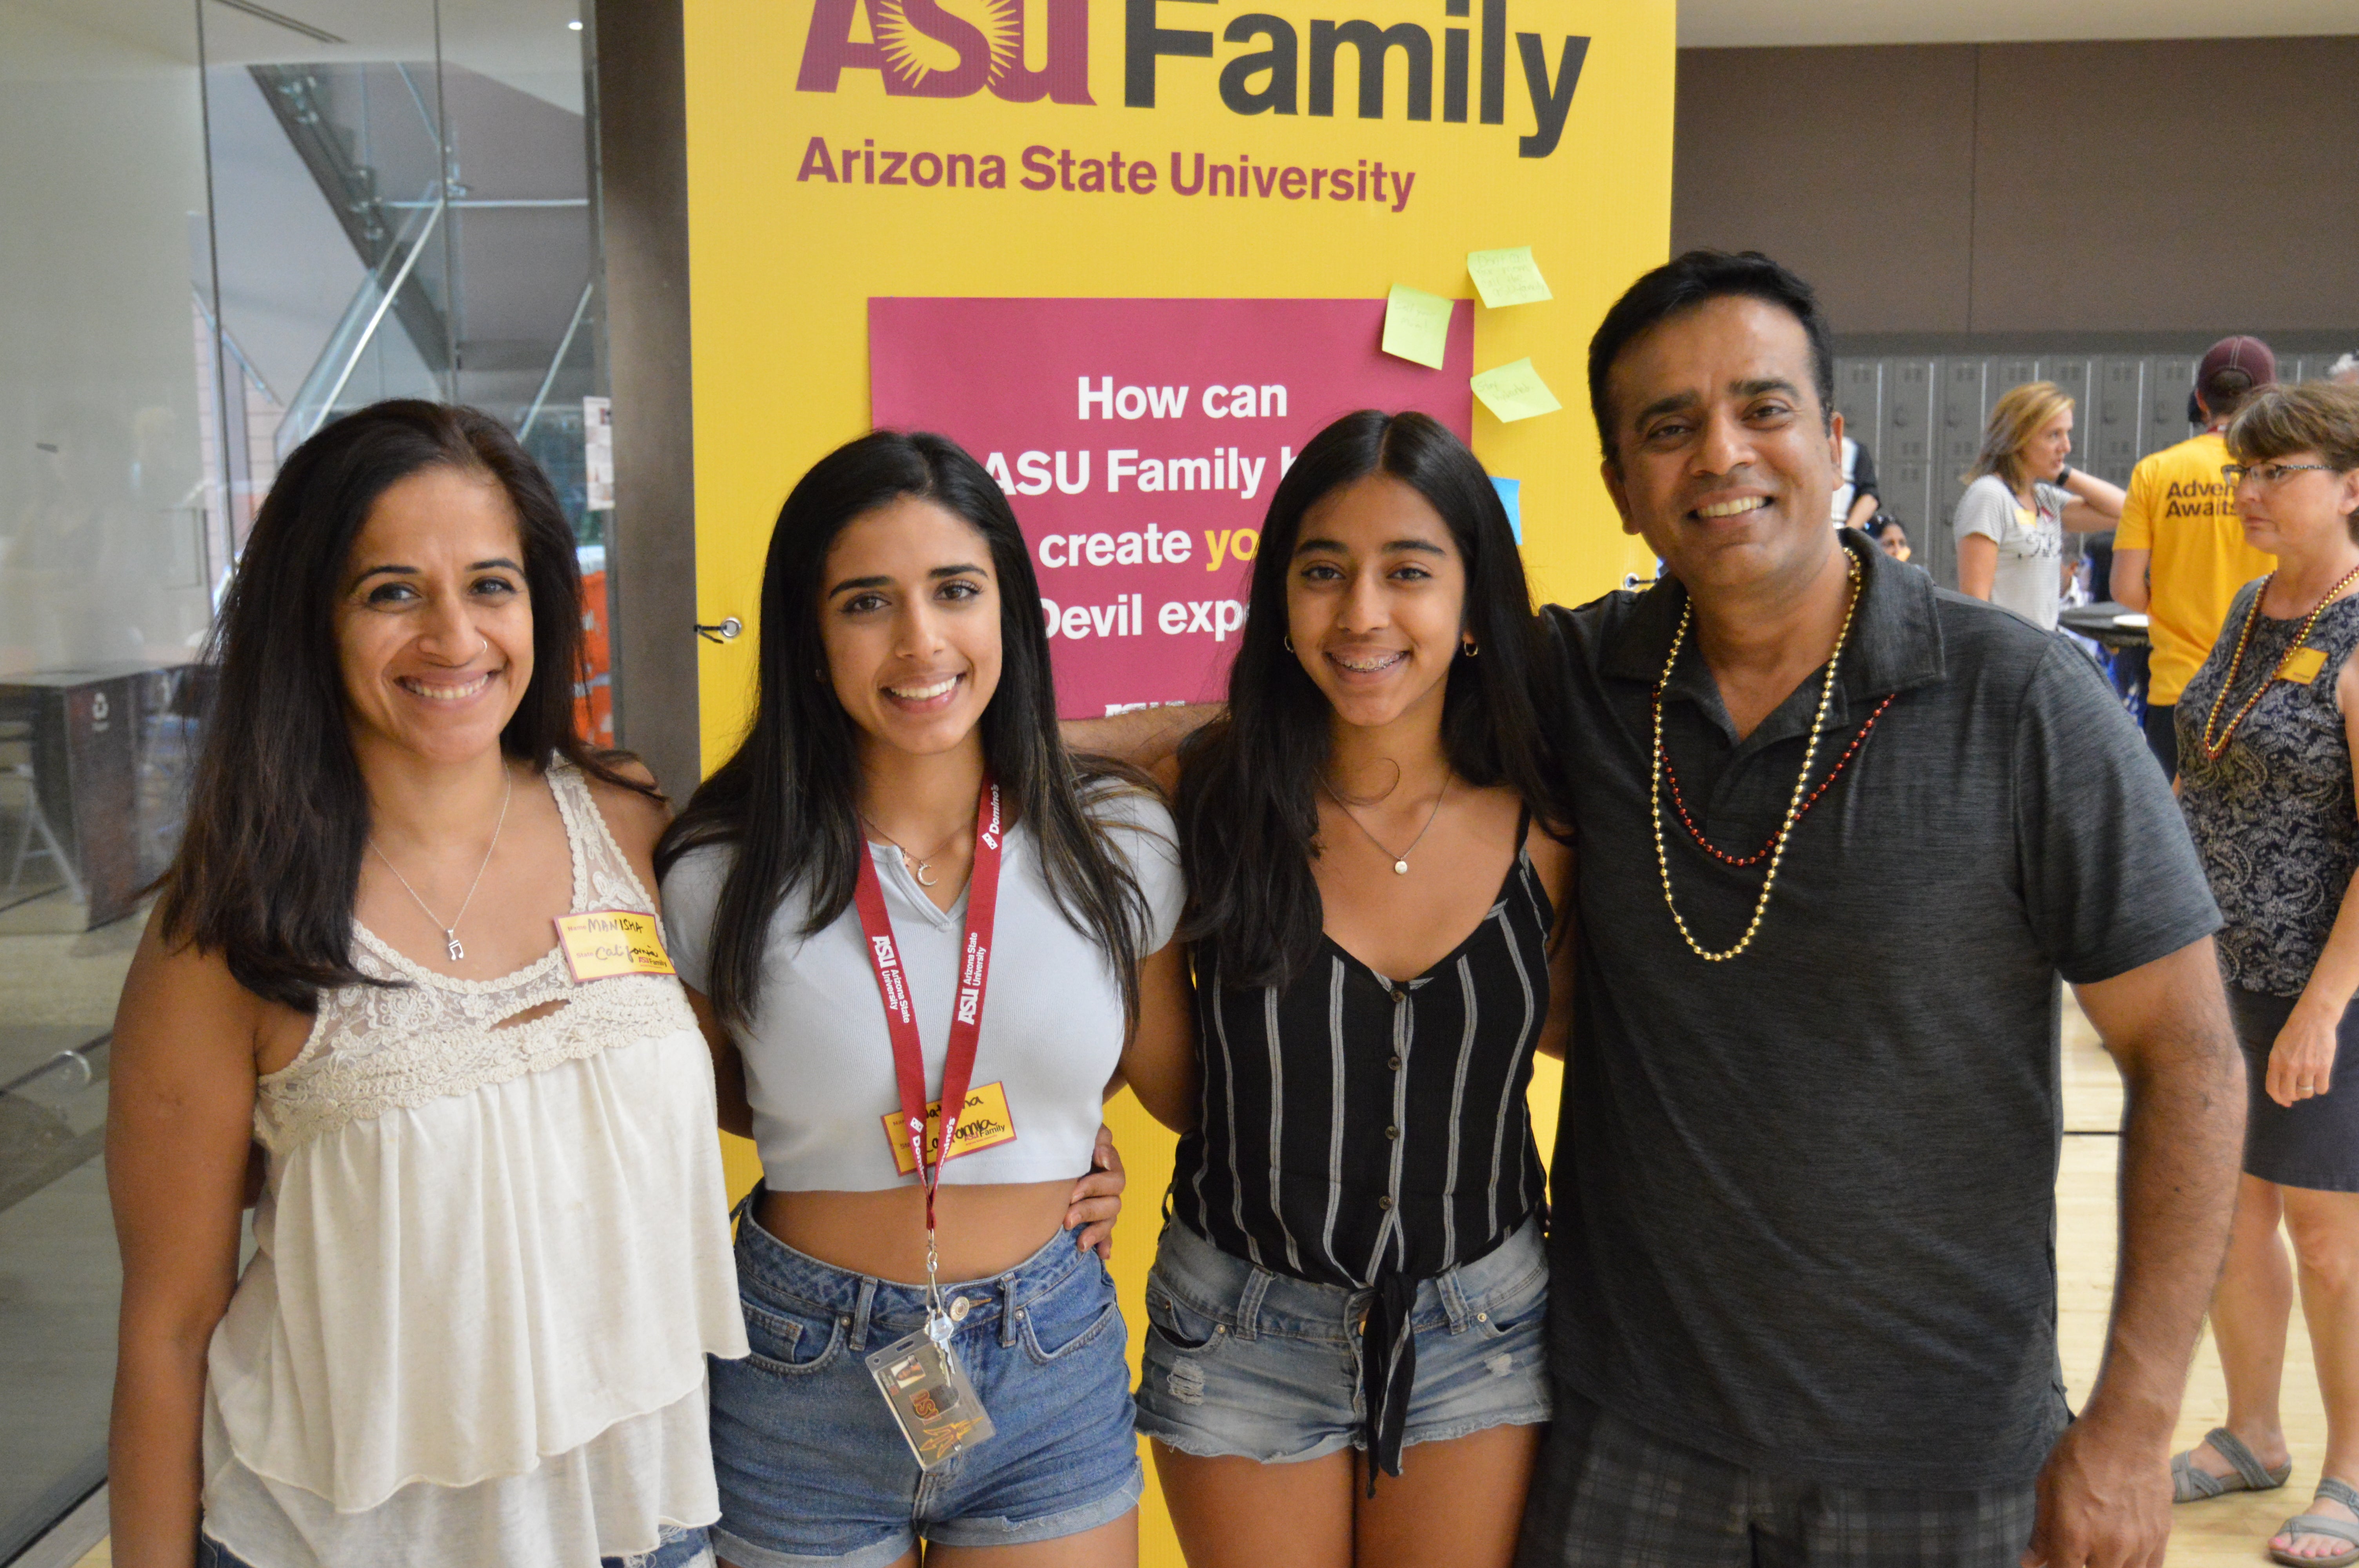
656, 430, 1198, 1568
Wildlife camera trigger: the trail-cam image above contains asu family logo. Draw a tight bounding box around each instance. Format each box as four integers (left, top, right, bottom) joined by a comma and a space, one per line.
798, 0, 1092, 102
798, 0, 1590, 158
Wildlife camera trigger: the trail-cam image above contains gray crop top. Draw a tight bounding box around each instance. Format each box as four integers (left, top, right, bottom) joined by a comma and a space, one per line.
660, 789, 1184, 1192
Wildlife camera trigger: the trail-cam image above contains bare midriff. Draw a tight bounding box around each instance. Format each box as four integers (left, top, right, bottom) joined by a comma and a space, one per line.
755, 1180, 1083, 1285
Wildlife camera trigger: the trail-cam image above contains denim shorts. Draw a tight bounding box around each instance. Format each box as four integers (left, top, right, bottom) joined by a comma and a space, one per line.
1134, 1215, 1551, 1463
197, 1524, 712, 1567
708, 1206, 1143, 1568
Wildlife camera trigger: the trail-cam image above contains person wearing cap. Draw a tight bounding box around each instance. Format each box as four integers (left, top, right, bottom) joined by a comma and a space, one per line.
2114, 336, 2281, 777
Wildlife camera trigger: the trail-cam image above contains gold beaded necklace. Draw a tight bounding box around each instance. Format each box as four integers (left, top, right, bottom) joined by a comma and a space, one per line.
2196, 563, 2359, 762
1649, 552, 1864, 962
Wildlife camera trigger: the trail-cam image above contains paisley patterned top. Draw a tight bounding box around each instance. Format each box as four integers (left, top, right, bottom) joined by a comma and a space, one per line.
2178, 581, 2359, 997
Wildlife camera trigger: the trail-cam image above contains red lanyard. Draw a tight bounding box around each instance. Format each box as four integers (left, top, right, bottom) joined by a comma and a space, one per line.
850, 779, 1004, 1232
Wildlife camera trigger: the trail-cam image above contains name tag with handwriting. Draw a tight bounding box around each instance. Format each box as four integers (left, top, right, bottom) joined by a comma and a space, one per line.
2281, 646, 2329, 686
881, 1082, 1018, 1175
554, 910, 676, 982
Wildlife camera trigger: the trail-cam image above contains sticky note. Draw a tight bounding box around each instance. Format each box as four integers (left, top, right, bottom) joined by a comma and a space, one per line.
1382, 284, 1454, 369
882, 1082, 1020, 1175
1467, 246, 1552, 309
1471, 359, 1562, 423
554, 909, 676, 982
2282, 646, 2328, 685
1492, 477, 1522, 542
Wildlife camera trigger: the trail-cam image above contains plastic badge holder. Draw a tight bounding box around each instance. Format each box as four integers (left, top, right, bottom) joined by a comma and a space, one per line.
867, 1324, 996, 1470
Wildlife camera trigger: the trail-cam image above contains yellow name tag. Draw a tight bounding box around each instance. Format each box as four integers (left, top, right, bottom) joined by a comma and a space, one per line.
882, 1081, 1018, 1176
2281, 646, 2329, 685
554, 910, 676, 982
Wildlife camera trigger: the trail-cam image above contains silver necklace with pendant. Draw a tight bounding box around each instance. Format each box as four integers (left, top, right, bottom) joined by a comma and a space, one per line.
1321, 771, 1451, 875
861, 813, 970, 888
372, 768, 514, 962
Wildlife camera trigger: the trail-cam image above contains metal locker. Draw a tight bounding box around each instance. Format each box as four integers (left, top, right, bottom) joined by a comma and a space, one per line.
2090, 357, 2146, 486
1835, 358, 1883, 469
2148, 354, 2198, 461
1882, 358, 1937, 546
1994, 358, 2039, 398
1938, 358, 1990, 492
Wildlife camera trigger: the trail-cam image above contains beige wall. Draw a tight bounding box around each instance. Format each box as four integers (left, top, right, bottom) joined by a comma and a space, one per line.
1673, 36, 2359, 336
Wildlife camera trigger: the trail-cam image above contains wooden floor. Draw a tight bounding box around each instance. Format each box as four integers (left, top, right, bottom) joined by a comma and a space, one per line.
67, 996, 2323, 1567
2061, 995, 2326, 1566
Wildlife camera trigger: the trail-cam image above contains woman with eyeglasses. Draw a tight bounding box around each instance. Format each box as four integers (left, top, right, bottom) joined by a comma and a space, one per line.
1955, 382, 2126, 629
2172, 383, 2359, 1567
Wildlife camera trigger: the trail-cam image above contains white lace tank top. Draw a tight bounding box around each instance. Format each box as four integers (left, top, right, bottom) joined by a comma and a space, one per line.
201, 762, 748, 1568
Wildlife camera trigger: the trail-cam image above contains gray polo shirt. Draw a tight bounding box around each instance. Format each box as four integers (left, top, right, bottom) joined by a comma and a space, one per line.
1543, 538, 2219, 1491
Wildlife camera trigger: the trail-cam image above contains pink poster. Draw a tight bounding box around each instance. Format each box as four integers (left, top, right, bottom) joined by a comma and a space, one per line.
869, 297, 1474, 718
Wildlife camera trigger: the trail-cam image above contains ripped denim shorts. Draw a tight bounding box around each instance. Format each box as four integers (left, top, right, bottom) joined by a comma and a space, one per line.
1132, 1215, 1550, 1464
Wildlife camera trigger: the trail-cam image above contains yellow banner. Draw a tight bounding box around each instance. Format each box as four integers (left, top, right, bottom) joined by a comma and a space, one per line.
684, 0, 1675, 764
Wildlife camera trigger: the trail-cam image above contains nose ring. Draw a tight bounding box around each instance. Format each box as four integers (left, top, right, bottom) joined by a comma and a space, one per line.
478, 636, 490, 662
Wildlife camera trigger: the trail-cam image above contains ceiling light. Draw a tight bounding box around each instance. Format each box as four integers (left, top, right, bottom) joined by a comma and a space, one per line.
568, 18, 583, 29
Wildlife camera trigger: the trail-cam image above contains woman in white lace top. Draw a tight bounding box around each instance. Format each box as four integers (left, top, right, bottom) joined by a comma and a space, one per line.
105, 402, 747, 1568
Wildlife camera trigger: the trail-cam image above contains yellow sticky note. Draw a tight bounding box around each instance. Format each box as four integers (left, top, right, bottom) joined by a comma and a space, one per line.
554, 909, 676, 982
2282, 646, 2328, 685
1382, 284, 1453, 369
1467, 245, 1552, 309
1471, 358, 1562, 423
882, 1082, 1020, 1175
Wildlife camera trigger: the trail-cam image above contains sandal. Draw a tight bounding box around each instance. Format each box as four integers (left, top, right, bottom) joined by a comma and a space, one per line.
2272, 1478, 2359, 1568
2174, 1426, 2292, 1502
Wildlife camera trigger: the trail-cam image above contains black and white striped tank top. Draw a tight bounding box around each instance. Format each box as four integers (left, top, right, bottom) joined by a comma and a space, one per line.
1171, 827, 1553, 1290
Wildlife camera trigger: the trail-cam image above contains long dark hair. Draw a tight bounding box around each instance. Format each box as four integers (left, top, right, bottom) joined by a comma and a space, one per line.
655, 430, 1150, 1032
158, 399, 651, 1012
1177, 410, 1569, 989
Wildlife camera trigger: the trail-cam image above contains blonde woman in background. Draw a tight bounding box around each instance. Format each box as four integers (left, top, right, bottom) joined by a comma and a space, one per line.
1956, 381, 2126, 629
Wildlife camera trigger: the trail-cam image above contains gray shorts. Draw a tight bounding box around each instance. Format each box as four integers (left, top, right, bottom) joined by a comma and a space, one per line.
1513, 1389, 2038, 1568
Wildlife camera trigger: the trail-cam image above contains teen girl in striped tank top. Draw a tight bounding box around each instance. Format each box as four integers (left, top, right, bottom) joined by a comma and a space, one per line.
1138, 411, 1578, 1568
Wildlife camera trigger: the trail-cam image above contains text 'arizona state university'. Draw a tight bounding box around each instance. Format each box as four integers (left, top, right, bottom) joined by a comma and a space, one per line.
795, 0, 1590, 160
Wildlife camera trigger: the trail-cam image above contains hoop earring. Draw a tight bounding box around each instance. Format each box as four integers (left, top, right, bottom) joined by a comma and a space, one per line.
1461, 637, 1479, 657
1284, 635, 1294, 652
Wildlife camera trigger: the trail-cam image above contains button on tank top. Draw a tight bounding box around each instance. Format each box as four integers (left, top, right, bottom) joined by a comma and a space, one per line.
200, 761, 748, 1568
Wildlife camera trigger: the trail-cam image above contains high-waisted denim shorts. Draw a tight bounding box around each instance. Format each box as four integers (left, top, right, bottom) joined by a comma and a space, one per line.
708, 1205, 1142, 1568
1134, 1216, 1551, 1464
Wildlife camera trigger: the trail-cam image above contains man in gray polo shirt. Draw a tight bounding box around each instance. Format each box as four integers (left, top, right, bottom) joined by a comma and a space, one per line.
1513, 251, 2245, 1568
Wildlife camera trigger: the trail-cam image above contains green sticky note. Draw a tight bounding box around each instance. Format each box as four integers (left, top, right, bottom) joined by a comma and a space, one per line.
1382, 284, 1453, 369
1471, 358, 1562, 423
1467, 245, 1552, 309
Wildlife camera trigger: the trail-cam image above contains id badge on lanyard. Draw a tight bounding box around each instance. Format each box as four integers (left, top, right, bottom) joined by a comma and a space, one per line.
851, 779, 1005, 1471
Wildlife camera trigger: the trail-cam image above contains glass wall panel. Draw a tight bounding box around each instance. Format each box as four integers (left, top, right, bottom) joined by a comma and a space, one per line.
0, 2, 210, 1557
0, 0, 607, 1557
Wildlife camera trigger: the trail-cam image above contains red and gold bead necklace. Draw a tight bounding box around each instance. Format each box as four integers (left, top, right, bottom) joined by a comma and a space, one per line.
1648, 552, 1863, 962
1658, 693, 1897, 868
2196, 563, 2359, 762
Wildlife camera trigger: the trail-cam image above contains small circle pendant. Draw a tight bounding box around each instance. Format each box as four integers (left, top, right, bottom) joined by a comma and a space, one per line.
1393, 860, 1409, 875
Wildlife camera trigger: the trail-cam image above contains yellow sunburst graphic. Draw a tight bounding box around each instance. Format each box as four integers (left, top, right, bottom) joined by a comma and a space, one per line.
871, 0, 1020, 91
